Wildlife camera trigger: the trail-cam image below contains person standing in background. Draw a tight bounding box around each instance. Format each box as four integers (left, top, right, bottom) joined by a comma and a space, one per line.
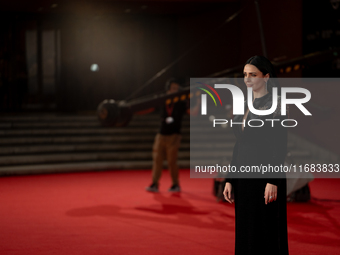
146, 78, 199, 192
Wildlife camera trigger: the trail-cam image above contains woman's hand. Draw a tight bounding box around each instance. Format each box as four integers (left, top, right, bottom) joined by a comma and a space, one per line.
264, 183, 277, 205
223, 182, 234, 204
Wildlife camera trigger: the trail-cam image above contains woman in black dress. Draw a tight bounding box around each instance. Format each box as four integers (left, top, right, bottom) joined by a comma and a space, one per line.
223, 56, 289, 255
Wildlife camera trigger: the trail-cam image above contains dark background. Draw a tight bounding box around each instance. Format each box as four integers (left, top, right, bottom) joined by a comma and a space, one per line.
0, 0, 339, 112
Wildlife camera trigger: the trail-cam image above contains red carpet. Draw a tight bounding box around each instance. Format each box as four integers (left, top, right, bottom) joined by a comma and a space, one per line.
0, 169, 339, 255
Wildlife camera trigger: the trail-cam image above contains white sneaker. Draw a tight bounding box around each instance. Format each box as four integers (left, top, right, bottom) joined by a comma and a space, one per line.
168, 184, 181, 192
146, 183, 159, 192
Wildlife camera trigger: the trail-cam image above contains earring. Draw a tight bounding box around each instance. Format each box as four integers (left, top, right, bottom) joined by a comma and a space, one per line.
265, 80, 268, 92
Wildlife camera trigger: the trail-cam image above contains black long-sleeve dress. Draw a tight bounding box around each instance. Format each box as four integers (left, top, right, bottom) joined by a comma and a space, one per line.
225, 92, 289, 255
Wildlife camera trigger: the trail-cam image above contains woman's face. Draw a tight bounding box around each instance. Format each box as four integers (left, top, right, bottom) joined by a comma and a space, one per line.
243, 64, 269, 92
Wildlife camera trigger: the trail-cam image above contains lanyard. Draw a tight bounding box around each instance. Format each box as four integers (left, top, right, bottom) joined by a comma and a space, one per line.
166, 103, 174, 117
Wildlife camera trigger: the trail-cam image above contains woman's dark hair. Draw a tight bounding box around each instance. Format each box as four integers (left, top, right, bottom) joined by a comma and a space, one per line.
245, 55, 280, 94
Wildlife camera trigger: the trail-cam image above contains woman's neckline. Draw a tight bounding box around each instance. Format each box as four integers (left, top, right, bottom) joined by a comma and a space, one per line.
241, 91, 270, 133
253, 91, 270, 101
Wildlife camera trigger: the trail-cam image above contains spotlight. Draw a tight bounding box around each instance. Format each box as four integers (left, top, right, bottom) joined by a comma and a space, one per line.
90, 64, 99, 72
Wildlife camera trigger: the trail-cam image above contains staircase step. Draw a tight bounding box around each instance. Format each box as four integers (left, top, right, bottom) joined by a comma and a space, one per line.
0, 120, 190, 129
0, 140, 297, 156
0, 151, 191, 166
0, 135, 169, 145
0, 160, 191, 176
0, 133, 246, 145
0, 143, 189, 155
0, 143, 153, 155
0, 148, 310, 167
0, 113, 170, 122
0, 111, 319, 175
0, 126, 234, 136
0, 128, 178, 136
